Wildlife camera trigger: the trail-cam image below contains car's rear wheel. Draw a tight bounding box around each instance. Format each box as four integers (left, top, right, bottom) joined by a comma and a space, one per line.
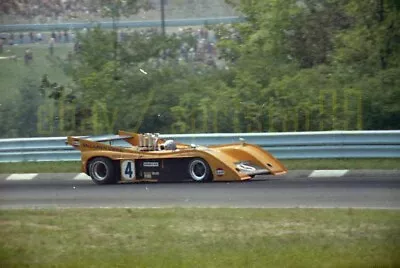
88, 157, 117, 185
188, 158, 212, 182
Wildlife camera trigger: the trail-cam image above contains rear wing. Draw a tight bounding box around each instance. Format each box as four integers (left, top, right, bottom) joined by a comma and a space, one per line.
66, 134, 134, 152
85, 135, 132, 143
66, 134, 132, 145
66, 131, 166, 152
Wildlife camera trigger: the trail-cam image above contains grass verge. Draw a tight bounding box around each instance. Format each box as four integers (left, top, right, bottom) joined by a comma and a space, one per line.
0, 158, 399, 173
0, 161, 81, 173
0, 44, 72, 101
282, 158, 400, 170
0, 208, 399, 268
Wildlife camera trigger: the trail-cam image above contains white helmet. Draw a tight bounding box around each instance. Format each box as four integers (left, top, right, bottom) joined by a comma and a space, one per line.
163, 140, 177, 150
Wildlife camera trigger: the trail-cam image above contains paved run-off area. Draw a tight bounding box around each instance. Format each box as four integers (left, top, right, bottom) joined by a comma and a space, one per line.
0, 170, 399, 209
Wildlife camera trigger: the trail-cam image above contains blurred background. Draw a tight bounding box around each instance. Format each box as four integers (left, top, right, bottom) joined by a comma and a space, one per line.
0, 0, 399, 138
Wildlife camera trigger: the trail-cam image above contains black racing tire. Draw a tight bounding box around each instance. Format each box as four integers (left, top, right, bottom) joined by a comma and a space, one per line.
88, 157, 117, 185
188, 158, 213, 182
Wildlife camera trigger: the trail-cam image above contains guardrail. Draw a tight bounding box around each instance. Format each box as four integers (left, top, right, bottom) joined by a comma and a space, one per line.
0, 16, 244, 32
0, 131, 399, 162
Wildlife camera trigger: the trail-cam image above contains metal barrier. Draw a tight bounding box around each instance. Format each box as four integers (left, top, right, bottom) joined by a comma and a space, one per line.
0, 131, 399, 162
0, 17, 244, 32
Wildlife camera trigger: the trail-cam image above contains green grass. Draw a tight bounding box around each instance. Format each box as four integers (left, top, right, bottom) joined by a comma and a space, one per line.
0, 44, 72, 102
0, 208, 399, 268
282, 158, 400, 170
0, 158, 399, 174
0, 161, 81, 173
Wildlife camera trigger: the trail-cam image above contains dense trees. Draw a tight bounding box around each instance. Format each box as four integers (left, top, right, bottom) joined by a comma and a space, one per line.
0, 0, 399, 137
162, 0, 399, 133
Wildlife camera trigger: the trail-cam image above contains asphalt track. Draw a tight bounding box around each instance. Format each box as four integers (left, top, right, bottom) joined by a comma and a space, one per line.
0, 171, 399, 209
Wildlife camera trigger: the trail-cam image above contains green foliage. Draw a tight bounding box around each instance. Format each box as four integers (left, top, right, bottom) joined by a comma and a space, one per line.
0, 79, 44, 137
1, 0, 399, 137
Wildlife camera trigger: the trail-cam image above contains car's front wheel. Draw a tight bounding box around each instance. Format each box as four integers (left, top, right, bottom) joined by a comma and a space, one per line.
188, 158, 212, 182
88, 157, 117, 185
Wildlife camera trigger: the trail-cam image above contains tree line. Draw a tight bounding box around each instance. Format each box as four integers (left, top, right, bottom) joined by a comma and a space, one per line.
0, 0, 399, 137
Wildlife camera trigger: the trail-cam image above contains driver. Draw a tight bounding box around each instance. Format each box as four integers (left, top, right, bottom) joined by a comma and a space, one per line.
161, 140, 177, 150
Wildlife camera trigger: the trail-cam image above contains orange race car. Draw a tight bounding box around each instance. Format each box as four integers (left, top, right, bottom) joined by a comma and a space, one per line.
66, 130, 287, 184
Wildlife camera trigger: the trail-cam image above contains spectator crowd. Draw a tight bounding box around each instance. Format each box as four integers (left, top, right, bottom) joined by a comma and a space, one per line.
0, 24, 234, 69
0, 30, 75, 45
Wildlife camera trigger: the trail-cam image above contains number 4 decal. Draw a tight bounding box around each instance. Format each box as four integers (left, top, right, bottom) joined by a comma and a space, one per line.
121, 160, 135, 180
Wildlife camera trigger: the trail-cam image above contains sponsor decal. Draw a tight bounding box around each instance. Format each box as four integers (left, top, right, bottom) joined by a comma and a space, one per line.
144, 172, 152, 179
72, 141, 80, 146
216, 168, 225, 176
143, 161, 159, 167
151, 172, 160, 176
82, 143, 123, 152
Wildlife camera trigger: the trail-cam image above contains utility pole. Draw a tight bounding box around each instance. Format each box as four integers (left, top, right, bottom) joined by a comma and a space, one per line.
111, 3, 119, 81
160, 0, 166, 36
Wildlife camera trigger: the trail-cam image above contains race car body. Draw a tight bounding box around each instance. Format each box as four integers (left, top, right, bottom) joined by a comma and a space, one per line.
66, 130, 287, 184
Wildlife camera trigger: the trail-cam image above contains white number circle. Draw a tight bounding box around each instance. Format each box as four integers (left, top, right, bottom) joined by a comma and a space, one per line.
121, 160, 135, 180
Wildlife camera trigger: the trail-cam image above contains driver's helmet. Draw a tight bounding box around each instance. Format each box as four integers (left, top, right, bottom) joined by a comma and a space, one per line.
163, 139, 177, 150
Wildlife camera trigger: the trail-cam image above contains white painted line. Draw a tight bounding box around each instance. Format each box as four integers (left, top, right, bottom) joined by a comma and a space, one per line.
73, 173, 91, 180
309, 170, 348, 178
6, 173, 38, 181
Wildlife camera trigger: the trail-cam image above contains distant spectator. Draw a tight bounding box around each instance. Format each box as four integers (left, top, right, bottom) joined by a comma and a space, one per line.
199, 28, 204, 39
19, 32, 24, 44
24, 48, 33, 65
29, 32, 34, 43
64, 30, 69, 43
9, 33, 14, 45
188, 47, 195, 61
67, 51, 73, 61
208, 30, 216, 43
51, 31, 57, 41
0, 39, 3, 54
204, 28, 209, 40
70, 31, 75, 42
206, 56, 216, 67
119, 30, 125, 42
36, 32, 42, 42
180, 44, 188, 61
74, 41, 81, 53
49, 38, 55, 56
58, 31, 62, 42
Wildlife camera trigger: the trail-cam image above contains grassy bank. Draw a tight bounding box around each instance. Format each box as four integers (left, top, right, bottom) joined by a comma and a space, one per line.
0, 208, 399, 268
0, 44, 72, 102
0, 158, 399, 173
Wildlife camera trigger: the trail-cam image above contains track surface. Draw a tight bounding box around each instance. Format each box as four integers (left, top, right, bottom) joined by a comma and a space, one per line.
1, 171, 399, 209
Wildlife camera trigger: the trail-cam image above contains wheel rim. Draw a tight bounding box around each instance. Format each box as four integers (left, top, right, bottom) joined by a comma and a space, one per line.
189, 160, 207, 181
92, 161, 108, 181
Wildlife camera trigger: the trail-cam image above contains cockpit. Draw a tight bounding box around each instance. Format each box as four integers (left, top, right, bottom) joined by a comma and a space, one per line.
137, 133, 177, 151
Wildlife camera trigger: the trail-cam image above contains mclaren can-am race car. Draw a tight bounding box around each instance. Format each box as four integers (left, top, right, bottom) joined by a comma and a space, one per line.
66, 131, 287, 184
